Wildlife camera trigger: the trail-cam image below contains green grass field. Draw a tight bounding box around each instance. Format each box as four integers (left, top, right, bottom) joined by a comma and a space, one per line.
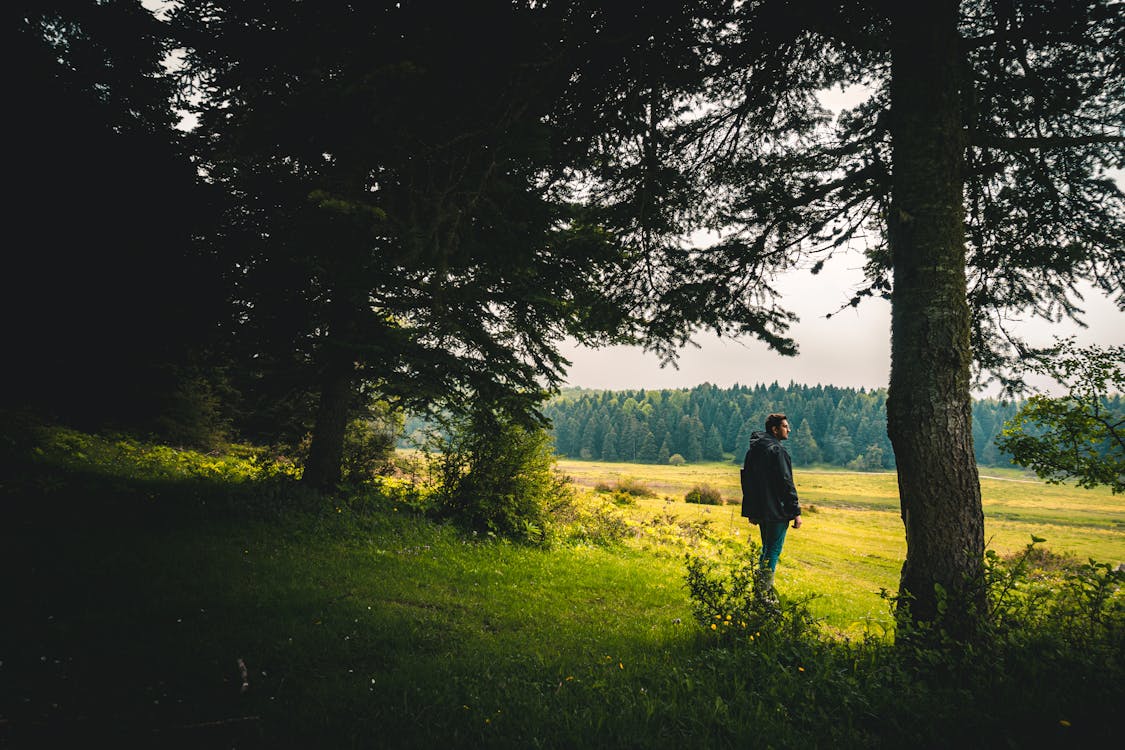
2, 431, 1122, 747
559, 458, 1125, 630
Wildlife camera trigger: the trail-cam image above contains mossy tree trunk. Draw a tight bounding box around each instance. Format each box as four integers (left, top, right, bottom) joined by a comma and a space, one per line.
886, 0, 985, 635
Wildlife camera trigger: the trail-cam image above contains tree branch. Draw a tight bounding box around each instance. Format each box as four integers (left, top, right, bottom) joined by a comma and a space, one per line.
969, 133, 1124, 151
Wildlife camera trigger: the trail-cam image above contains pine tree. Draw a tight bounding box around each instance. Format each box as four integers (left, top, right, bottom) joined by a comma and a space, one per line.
790, 419, 822, 467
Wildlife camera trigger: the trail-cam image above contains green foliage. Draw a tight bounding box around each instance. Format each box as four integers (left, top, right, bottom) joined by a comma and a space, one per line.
30, 425, 300, 485
551, 496, 632, 547
428, 411, 571, 545
151, 370, 233, 451
684, 547, 821, 643
684, 483, 724, 505
593, 477, 657, 499
3, 424, 1123, 748
983, 536, 1124, 647
998, 340, 1125, 493
338, 403, 404, 485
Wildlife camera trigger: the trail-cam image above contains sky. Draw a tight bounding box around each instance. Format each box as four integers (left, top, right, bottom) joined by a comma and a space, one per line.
556, 258, 1123, 395
558, 84, 1124, 395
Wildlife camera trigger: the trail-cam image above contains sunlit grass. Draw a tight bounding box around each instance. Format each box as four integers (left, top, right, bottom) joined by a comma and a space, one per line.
3, 431, 1122, 747
566, 456, 1125, 634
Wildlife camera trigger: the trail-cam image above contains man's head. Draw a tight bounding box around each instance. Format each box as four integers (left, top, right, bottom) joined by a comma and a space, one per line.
765, 413, 790, 440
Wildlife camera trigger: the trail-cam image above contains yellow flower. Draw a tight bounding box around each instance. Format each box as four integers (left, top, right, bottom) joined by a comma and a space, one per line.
619, 662, 624, 670
1059, 720, 1071, 727
798, 667, 805, 672
711, 623, 717, 630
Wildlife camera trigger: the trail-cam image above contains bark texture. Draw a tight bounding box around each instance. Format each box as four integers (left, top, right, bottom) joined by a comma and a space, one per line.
886, 1, 985, 632
302, 347, 355, 493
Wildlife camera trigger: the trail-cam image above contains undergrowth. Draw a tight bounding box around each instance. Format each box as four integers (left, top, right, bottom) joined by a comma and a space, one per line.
2, 421, 1122, 748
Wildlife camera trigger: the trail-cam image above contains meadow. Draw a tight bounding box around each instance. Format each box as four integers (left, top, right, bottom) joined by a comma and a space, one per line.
1, 429, 1122, 747
557, 458, 1125, 632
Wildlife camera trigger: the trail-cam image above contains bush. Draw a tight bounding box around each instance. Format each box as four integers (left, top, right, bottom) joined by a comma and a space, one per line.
684, 483, 724, 505
339, 415, 399, 485
668, 453, 686, 466
684, 547, 820, 642
594, 477, 656, 498
552, 495, 631, 546
429, 410, 571, 545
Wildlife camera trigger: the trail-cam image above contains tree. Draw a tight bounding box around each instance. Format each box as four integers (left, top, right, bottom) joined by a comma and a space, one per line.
827, 425, 858, 466
174, 1, 635, 489
601, 428, 620, 463
569, 0, 1123, 632
997, 340, 1125, 493
9, 0, 225, 438
704, 424, 725, 461
638, 430, 659, 463
789, 419, 822, 467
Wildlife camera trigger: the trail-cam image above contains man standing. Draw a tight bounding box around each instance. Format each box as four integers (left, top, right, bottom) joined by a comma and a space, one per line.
741, 413, 803, 593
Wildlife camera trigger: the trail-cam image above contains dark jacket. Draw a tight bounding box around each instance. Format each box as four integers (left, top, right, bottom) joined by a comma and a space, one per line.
740, 430, 801, 523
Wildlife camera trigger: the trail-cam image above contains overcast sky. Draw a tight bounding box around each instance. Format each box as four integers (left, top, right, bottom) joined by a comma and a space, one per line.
558, 88, 1124, 395
557, 257, 1123, 395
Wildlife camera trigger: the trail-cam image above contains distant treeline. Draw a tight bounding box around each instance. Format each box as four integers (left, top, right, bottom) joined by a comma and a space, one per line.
535, 382, 1028, 469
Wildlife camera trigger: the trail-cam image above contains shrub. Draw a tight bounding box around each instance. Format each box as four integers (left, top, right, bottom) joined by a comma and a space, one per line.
339, 416, 399, 485
428, 410, 571, 545
668, 453, 686, 466
594, 477, 656, 498
684, 547, 820, 642
553, 496, 631, 546
684, 483, 723, 505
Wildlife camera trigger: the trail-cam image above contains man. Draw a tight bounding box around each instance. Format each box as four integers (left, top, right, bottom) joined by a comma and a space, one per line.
741, 413, 802, 592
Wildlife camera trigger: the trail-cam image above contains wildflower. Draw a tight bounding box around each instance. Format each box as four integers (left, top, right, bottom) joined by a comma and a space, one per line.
798, 667, 805, 672
619, 662, 624, 670
1059, 720, 1071, 727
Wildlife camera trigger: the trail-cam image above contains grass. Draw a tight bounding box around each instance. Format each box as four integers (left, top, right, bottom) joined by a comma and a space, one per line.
564, 457, 1125, 631
2, 428, 1123, 747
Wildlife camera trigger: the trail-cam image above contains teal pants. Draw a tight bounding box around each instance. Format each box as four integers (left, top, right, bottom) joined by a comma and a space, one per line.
758, 521, 790, 571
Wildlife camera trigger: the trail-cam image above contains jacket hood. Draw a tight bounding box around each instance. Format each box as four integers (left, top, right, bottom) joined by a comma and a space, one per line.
749, 430, 774, 447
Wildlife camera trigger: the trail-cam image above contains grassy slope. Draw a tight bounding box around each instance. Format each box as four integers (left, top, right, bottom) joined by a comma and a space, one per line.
2, 436, 1123, 747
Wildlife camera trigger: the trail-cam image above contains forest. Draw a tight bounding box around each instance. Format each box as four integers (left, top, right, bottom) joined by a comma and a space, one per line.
539, 383, 1022, 469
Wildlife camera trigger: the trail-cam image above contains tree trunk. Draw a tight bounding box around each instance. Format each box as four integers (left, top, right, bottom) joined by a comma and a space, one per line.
886, 1, 985, 636
302, 348, 355, 493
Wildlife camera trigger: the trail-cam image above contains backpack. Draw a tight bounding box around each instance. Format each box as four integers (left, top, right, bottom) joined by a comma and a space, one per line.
740, 455, 761, 524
